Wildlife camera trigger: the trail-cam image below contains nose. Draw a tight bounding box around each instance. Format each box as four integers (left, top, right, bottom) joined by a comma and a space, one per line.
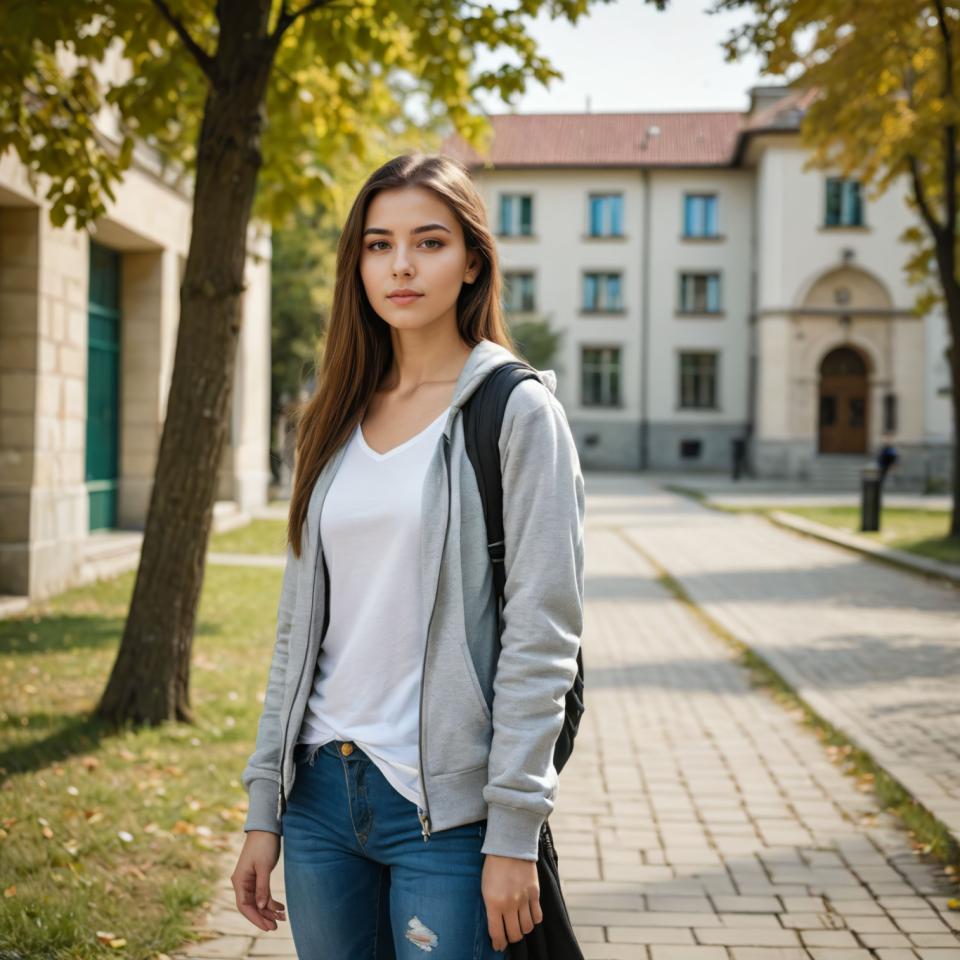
391, 246, 414, 276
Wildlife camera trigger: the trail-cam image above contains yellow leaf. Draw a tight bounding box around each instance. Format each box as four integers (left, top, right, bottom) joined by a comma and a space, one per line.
947, 897, 960, 910
109, 938, 126, 948
3, 885, 15, 898
96, 931, 117, 944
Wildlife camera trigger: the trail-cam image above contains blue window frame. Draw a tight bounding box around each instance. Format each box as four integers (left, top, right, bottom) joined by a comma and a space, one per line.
499, 194, 533, 236
679, 272, 721, 313
588, 194, 624, 236
583, 272, 624, 312
503, 272, 536, 311
683, 194, 718, 237
581, 346, 621, 407
679, 351, 719, 409
825, 178, 863, 227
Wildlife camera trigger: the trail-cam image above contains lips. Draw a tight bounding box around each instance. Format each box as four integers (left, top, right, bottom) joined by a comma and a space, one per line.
388, 291, 423, 299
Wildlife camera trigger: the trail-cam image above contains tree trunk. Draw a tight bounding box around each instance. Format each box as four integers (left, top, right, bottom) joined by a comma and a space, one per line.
932, 239, 960, 540
95, 3, 275, 727
947, 320, 960, 539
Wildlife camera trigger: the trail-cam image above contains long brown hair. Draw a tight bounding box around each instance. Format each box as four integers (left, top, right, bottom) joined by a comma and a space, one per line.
286, 153, 518, 558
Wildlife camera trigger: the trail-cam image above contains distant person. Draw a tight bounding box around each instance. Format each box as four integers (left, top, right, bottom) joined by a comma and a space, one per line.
876, 436, 899, 485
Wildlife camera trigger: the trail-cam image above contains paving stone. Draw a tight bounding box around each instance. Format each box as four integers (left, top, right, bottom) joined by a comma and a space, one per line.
649, 948, 727, 960
582, 946, 651, 960
695, 927, 801, 946
606, 927, 696, 944
800, 930, 859, 947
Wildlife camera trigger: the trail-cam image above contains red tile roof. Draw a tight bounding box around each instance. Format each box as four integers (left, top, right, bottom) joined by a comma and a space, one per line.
440, 105, 804, 169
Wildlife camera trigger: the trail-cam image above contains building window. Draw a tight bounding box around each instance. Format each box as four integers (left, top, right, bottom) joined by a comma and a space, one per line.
679, 439, 702, 460
678, 272, 721, 313
499, 194, 533, 236
683, 194, 718, 237
883, 393, 898, 433
825, 178, 863, 227
581, 346, 621, 407
583, 272, 623, 312
587, 194, 624, 236
503, 272, 536, 312
679, 351, 718, 409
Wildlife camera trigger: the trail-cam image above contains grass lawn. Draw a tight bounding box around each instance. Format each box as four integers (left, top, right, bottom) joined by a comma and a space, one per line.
207, 519, 287, 556
760, 506, 960, 566
0, 561, 282, 959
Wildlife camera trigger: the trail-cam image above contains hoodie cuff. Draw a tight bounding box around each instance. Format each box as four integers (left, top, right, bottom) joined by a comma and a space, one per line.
243, 777, 283, 836
480, 803, 544, 861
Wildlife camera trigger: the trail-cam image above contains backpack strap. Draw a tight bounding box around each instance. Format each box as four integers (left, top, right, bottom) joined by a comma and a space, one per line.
461, 359, 585, 778
461, 361, 542, 613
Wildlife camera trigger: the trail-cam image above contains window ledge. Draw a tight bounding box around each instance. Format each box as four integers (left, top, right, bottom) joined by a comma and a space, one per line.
818, 224, 870, 232
675, 311, 725, 318
674, 405, 722, 413
496, 232, 538, 240
680, 234, 725, 242
581, 233, 628, 241
579, 308, 628, 316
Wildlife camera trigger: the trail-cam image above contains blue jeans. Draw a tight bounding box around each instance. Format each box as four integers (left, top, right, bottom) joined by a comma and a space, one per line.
282, 739, 507, 959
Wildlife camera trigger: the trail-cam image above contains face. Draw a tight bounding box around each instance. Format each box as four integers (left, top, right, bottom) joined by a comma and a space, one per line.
359, 184, 481, 334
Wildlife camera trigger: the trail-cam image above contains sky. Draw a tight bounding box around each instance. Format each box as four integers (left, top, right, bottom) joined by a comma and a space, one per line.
472, 0, 771, 115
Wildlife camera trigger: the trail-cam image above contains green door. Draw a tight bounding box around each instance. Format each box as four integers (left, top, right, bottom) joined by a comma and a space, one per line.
86, 242, 121, 531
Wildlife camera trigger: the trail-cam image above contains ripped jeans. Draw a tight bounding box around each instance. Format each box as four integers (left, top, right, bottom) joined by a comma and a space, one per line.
281, 739, 507, 960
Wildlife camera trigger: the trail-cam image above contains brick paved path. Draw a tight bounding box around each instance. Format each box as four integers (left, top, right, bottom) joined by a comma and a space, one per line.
179, 476, 960, 960
622, 475, 960, 849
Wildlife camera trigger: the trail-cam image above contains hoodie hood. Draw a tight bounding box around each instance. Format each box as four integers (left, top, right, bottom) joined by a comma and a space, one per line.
443, 339, 557, 439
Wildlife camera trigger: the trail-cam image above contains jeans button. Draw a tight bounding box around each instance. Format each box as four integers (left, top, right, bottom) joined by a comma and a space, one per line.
340, 742, 354, 756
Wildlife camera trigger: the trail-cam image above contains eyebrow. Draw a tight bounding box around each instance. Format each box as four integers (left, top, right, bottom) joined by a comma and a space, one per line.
362, 223, 453, 237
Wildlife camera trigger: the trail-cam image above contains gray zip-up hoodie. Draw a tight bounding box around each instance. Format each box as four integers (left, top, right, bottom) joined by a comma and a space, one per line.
241, 338, 585, 861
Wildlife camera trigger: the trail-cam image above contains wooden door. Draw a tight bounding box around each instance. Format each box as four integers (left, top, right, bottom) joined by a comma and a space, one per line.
818, 347, 867, 454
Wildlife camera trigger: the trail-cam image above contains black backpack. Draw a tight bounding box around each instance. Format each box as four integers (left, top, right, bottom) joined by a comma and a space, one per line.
462, 359, 586, 960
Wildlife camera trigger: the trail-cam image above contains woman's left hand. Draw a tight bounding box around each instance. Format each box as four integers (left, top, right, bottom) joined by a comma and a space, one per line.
481, 854, 543, 951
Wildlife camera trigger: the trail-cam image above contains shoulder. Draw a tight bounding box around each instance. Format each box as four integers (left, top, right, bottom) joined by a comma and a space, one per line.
500, 374, 561, 428
497, 374, 574, 461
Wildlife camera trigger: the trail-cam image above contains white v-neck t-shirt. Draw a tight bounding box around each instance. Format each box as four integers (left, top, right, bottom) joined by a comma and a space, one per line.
296, 405, 451, 807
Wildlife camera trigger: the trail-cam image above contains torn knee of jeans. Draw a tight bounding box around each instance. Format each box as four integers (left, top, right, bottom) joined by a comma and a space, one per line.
404, 915, 438, 952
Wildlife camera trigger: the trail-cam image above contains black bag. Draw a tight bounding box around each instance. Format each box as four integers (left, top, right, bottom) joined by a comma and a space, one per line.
462, 360, 586, 960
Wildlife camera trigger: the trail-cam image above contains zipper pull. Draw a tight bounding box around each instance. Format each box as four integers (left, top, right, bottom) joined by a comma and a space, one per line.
417, 807, 431, 842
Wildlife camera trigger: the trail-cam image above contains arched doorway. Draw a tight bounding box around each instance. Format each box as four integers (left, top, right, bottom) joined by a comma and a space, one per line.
818, 346, 868, 454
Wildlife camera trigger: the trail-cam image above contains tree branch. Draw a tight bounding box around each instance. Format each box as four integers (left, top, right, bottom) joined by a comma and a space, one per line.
150, 0, 217, 82
908, 154, 945, 239
269, 0, 347, 44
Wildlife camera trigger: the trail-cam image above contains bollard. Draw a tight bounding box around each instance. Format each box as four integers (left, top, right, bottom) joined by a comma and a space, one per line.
860, 464, 881, 532
731, 437, 746, 481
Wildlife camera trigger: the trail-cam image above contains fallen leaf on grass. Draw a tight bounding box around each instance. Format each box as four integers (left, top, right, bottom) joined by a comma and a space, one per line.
3, 886, 15, 898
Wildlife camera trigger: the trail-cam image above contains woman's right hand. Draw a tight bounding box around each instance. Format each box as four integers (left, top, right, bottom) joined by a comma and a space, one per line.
231, 830, 286, 931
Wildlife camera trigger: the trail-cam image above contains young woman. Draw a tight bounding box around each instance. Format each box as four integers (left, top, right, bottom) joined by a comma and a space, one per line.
232, 153, 585, 959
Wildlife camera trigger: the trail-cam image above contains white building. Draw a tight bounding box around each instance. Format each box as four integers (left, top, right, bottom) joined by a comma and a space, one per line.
0, 49, 272, 602
442, 86, 954, 491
